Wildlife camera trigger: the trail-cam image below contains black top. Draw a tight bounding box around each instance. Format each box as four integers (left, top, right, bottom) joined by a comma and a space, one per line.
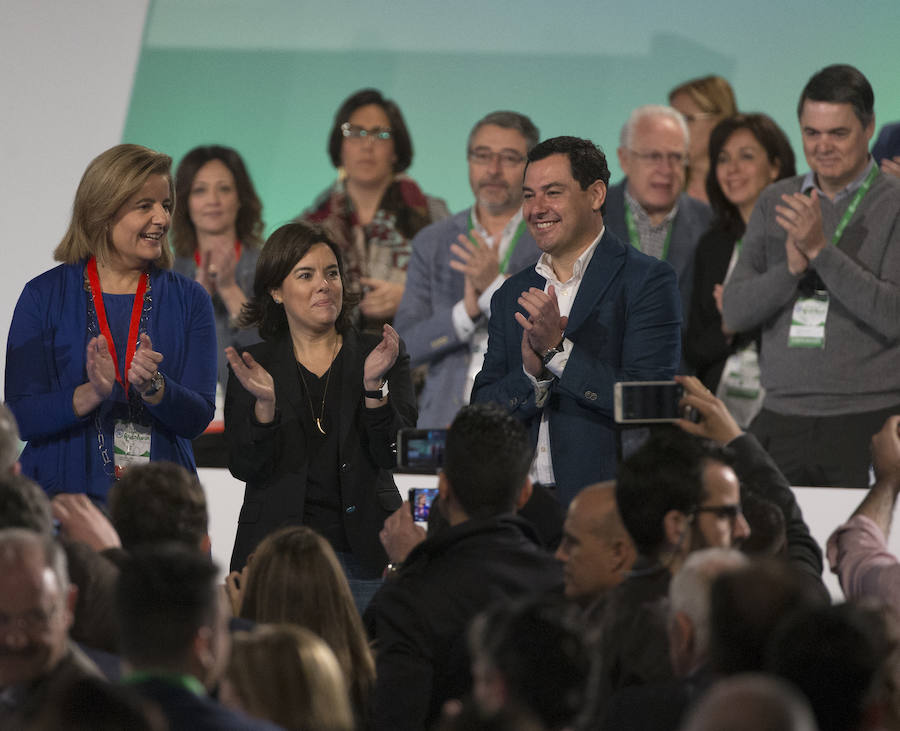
684, 222, 760, 391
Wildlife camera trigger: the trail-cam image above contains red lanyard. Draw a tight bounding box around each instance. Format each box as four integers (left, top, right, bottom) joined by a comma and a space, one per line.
86, 257, 148, 398
193, 240, 242, 268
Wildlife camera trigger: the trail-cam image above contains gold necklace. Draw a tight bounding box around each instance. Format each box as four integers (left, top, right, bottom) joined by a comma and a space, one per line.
296, 336, 339, 436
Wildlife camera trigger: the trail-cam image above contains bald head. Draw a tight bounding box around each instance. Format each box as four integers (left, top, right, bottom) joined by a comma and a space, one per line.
682, 674, 819, 731
555, 482, 636, 601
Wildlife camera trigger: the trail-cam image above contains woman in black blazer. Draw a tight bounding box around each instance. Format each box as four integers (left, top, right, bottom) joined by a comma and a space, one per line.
224, 221, 416, 608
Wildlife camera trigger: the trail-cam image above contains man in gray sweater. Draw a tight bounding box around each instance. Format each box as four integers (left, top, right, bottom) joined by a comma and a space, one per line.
722, 64, 900, 488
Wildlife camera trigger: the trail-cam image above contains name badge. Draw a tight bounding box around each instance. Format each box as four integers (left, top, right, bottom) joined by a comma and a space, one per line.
113, 419, 151, 478
789, 291, 828, 348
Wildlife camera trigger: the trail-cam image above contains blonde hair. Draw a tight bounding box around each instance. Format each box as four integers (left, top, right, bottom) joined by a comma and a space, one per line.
54, 144, 174, 268
226, 624, 354, 731
669, 75, 738, 116
239, 526, 376, 718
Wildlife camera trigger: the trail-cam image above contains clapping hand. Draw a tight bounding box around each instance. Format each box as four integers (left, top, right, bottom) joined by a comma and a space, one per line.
225, 346, 276, 422
363, 324, 400, 392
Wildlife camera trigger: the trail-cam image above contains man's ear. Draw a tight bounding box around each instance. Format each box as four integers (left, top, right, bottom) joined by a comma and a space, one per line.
610, 536, 637, 576
63, 584, 79, 631
617, 146, 630, 175
200, 534, 212, 556
663, 510, 690, 549
437, 471, 451, 505
515, 477, 533, 511
589, 179, 607, 213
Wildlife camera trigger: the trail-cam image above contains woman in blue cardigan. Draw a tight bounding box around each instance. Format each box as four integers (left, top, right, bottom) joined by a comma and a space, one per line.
5, 144, 217, 502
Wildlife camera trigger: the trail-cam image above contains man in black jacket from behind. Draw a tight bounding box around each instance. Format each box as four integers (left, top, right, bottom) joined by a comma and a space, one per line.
367, 403, 563, 731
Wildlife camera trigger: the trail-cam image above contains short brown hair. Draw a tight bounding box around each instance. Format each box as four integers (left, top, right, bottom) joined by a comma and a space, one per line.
172, 145, 264, 258
669, 75, 738, 117
54, 144, 174, 268
239, 222, 359, 339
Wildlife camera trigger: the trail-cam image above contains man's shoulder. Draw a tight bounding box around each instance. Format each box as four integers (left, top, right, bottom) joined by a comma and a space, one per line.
410, 208, 472, 249
675, 193, 712, 227
759, 175, 804, 205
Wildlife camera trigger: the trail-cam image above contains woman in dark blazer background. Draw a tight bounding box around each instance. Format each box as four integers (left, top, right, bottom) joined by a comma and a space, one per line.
224, 221, 416, 609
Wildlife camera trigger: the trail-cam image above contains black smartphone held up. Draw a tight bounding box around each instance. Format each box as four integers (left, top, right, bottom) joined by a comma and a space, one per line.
408, 487, 439, 527
614, 381, 685, 424
396, 428, 447, 474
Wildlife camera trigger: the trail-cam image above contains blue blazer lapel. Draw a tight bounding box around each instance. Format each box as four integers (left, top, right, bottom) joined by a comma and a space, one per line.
565, 230, 626, 335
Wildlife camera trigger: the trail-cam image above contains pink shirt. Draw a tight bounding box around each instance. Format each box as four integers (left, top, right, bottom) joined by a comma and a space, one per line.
827, 514, 900, 604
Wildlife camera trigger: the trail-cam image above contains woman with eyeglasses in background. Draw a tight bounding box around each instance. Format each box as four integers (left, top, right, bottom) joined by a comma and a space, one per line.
300, 88, 449, 334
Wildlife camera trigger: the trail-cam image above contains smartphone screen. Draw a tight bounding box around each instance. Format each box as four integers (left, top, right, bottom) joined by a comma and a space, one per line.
396, 428, 447, 474
614, 381, 684, 423
409, 487, 439, 527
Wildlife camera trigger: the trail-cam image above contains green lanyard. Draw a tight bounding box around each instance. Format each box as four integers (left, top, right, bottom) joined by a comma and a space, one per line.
625, 206, 673, 261
123, 670, 206, 697
467, 211, 526, 275
829, 164, 878, 245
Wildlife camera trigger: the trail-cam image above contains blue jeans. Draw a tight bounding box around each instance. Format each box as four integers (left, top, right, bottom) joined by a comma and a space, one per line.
334, 551, 383, 615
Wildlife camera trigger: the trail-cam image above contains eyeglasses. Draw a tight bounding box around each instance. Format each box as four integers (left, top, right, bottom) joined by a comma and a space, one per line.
467, 149, 526, 168
341, 122, 393, 142
691, 504, 743, 522
628, 149, 688, 168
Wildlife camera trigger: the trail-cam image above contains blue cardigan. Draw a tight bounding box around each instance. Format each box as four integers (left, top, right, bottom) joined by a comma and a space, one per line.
5, 262, 216, 501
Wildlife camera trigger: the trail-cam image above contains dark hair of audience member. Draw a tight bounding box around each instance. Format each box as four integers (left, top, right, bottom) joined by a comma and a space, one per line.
29, 676, 167, 731
238, 221, 359, 339
443, 403, 532, 519
327, 87, 414, 172
223, 624, 355, 731
797, 64, 874, 127
108, 461, 208, 551
435, 702, 549, 731
469, 597, 590, 730
706, 113, 797, 237
0, 402, 22, 474
172, 144, 264, 257
526, 136, 611, 214
766, 603, 900, 731
708, 559, 826, 676
116, 543, 219, 668
615, 427, 731, 556
739, 492, 787, 558
238, 525, 375, 720
0, 473, 54, 533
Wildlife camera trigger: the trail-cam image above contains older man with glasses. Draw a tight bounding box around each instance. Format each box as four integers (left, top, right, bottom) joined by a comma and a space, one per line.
605, 105, 712, 320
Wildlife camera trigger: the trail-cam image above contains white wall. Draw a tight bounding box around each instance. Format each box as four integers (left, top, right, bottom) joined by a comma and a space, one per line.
0, 0, 150, 388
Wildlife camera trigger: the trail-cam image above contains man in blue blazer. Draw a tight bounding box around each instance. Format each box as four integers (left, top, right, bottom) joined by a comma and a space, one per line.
395, 111, 542, 428
472, 136, 682, 508
604, 105, 711, 319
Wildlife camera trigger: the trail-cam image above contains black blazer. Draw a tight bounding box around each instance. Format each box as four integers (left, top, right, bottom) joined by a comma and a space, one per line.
225, 328, 417, 575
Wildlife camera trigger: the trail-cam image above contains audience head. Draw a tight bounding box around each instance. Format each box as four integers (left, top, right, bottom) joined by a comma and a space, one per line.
796, 65, 875, 193
327, 87, 413, 176
0, 528, 75, 688
0, 473, 54, 534
237, 525, 374, 713
525, 135, 610, 216
469, 597, 590, 730
116, 543, 227, 688
739, 492, 787, 558
54, 144, 174, 269
0, 403, 22, 475
617, 105, 689, 218
681, 673, 819, 731
615, 428, 750, 565
669, 76, 738, 169
108, 461, 209, 552
441, 403, 533, 522
172, 144, 264, 256
668, 547, 748, 677
554, 481, 635, 602
707, 113, 797, 233
240, 221, 358, 339
222, 624, 354, 731
467, 111, 539, 217
766, 603, 900, 731
708, 560, 826, 675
